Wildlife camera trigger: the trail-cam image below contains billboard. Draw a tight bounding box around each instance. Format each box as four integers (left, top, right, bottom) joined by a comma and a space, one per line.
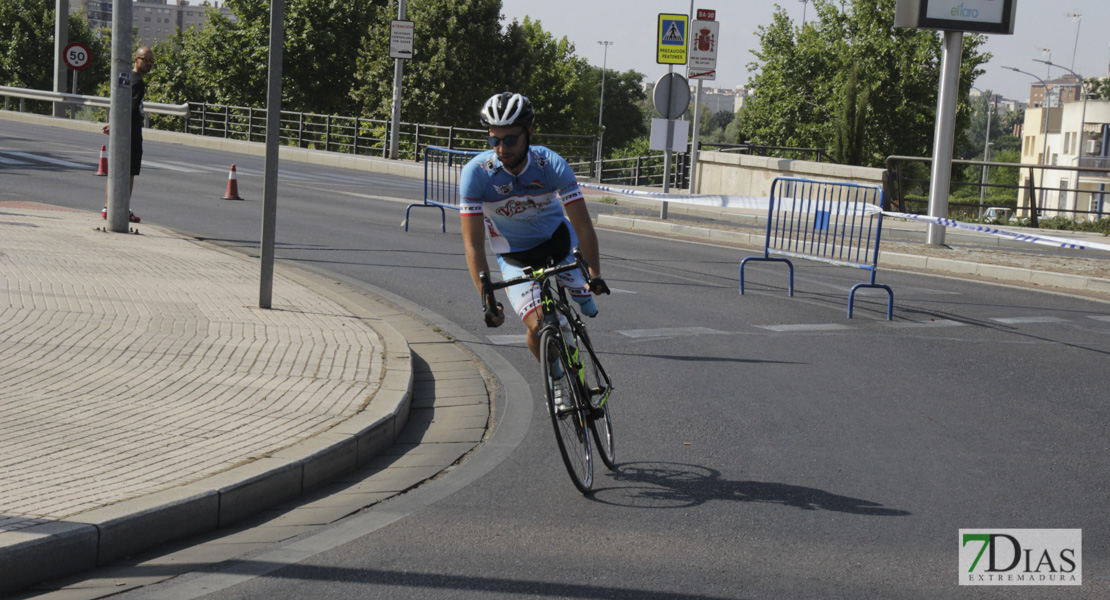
894, 0, 1017, 35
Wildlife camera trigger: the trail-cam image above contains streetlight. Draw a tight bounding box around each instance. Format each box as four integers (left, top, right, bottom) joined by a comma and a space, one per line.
799, 0, 810, 26
1034, 57, 1087, 216
595, 40, 613, 182
1004, 66, 1051, 221
972, 86, 996, 217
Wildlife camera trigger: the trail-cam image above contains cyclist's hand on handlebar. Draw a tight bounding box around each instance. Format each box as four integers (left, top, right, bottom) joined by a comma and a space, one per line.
588, 277, 611, 296
483, 301, 505, 328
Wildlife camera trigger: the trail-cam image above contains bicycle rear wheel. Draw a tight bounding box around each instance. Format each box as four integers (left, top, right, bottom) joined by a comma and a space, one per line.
541, 329, 593, 493
576, 328, 615, 469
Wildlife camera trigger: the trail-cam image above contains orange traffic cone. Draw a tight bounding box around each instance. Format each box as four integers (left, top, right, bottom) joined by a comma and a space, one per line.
95, 145, 108, 176
221, 164, 243, 200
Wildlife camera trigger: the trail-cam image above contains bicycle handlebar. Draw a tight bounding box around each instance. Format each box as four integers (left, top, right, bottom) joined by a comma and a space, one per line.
478, 248, 601, 326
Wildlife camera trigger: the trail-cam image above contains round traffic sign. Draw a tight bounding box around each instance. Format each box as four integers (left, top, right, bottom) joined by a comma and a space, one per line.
653, 72, 690, 120
63, 42, 92, 71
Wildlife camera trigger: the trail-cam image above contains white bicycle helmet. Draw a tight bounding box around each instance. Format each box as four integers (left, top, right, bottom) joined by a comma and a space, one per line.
479, 92, 535, 128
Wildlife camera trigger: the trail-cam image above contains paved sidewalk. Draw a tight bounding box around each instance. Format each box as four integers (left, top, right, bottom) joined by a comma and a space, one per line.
0, 201, 490, 595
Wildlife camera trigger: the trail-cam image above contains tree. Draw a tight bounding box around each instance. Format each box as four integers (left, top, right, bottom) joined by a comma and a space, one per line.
148, 0, 380, 114
0, 0, 109, 94
354, 0, 503, 126
594, 67, 648, 154
962, 90, 1005, 160
739, 0, 989, 167
1085, 77, 1110, 101
832, 63, 869, 164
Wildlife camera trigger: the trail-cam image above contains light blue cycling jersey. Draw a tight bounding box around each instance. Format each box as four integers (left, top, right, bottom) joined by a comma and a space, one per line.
459, 145, 584, 255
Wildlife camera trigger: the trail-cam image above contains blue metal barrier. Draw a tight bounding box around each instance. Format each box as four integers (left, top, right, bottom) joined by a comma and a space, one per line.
739, 177, 894, 319
404, 146, 480, 232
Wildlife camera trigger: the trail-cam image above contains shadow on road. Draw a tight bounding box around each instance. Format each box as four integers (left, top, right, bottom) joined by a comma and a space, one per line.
593, 461, 911, 516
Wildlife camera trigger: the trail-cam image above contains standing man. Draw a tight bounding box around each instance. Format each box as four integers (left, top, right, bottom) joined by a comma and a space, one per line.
459, 92, 610, 408
102, 46, 153, 223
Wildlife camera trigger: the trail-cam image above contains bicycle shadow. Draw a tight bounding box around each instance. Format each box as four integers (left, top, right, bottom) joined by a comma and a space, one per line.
592, 461, 910, 516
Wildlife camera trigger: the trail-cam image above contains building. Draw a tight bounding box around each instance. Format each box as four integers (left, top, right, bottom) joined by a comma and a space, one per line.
1018, 99, 1110, 220
1027, 74, 1083, 109
71, 0, 233, 46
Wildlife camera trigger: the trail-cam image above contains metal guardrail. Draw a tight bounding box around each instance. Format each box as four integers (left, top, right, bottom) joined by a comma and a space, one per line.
577, 153, 690, 189
184, 102, 597, 166
885, 155, 1110, 223
740, 177, 893, 319
0, 85, 189, 117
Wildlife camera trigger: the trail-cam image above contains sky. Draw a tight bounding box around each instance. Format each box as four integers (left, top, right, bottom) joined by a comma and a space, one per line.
497, 0, 1110, 103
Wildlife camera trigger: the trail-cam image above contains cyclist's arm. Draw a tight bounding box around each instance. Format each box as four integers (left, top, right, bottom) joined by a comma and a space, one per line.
461, 213, 491, 296
564, 200, 600, 278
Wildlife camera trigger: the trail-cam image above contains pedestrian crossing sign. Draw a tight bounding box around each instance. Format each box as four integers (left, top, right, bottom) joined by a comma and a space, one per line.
657, 13, 688, 65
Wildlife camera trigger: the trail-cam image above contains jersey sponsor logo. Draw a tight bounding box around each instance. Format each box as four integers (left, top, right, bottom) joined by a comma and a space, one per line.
481, 158, 497, 173
523, 179, 545, 189
484, 217, 503, 237
495, 196, 553, 218
494, 182, 515, 195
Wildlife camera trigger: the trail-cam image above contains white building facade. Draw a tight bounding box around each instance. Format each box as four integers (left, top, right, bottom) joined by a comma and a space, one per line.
1019, 100, 1110, 220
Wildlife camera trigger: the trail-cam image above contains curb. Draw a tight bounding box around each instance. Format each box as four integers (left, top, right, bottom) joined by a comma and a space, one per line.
0, 229, 415, 596
595, 214, 1110, 297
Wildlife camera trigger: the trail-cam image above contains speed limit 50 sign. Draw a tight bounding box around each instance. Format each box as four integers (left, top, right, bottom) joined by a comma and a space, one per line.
63, 42, 92, 71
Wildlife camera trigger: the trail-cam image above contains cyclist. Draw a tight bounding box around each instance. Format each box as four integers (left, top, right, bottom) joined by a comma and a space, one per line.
460, 92, 609, 407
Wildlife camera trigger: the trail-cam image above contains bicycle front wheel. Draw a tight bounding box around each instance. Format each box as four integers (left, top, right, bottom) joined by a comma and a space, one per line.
576, 328, 615, 469
541, 329, 593, 494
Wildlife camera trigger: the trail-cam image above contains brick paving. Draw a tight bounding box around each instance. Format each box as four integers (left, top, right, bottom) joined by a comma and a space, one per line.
0, 202, 385, 532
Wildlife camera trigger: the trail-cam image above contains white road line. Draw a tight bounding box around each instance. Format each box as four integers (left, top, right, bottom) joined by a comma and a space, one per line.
884, 319, 967, 329
617, 327, 733, 339
755, 323, 855, 332
1088, 315, 1110, 322
991, 316, 1070, 325
142, 160, 203, 172
2, 151, 89, 169
488, 335, 528, 345
0, 155, 31, 165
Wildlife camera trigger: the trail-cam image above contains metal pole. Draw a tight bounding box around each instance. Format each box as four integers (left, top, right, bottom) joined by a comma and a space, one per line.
689, 78, 703, 193
388, 0, 407, 160
661, 66, 673, 219
106, 0, 132, 233
259, 0, 284, 309
53, 0, 69, 117
973, 88, 993, 217
1006, 67, 1053, 222
596, 40, 612, 181
925, 31, 963, 246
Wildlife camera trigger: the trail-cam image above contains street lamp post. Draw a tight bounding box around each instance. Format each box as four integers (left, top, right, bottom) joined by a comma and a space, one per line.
1005, 66, 1052, 221
972, 87, 995, 217
1034, 58, 1087, 217
596, 41, 613, 182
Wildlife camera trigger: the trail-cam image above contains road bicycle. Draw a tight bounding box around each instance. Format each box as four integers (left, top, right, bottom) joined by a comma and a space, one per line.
479, 249, 614, 494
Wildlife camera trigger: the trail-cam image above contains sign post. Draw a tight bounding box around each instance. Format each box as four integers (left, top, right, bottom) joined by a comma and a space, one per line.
388, 3, 412, 160
62, 41, 91, 100
656, 13, 689, 217
687, 15, 718, 193
894, 0, 1017, 245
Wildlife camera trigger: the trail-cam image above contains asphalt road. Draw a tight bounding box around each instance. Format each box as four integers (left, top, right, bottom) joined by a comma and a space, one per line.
3, 120, 1109, 598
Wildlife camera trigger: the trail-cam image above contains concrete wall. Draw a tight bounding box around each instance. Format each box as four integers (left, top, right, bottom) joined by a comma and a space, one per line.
693, 151, 885, 196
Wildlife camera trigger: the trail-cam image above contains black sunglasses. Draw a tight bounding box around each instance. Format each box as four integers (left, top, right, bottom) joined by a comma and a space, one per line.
487, 134, 521, 148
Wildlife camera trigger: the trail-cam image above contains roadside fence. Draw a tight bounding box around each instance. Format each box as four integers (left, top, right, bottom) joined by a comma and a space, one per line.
740, 177, 894, 319
404, 146, 480, 232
